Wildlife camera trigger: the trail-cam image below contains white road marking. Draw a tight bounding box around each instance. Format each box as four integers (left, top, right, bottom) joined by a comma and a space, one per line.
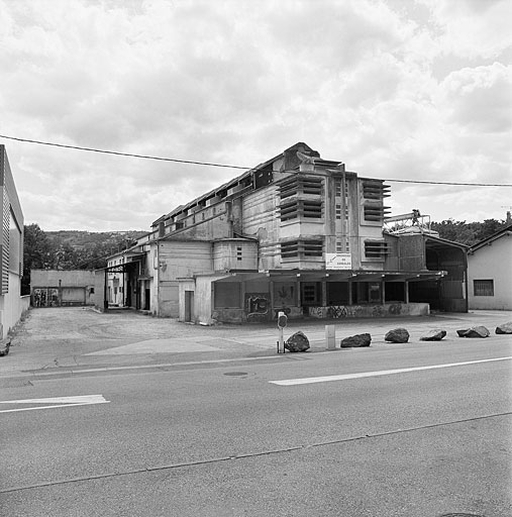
269, 356, 512, 386
0, 394, 110, 413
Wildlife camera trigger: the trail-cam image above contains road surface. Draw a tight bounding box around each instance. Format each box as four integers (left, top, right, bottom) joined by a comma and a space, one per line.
1, 321, 511, 517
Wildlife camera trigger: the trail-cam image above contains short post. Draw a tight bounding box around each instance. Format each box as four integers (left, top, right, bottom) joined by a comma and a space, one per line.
325, 324, 336, 350
277, 311, 288, 354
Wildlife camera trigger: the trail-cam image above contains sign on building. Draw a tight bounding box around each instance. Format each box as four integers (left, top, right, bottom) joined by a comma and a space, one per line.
325, 253, 352, 270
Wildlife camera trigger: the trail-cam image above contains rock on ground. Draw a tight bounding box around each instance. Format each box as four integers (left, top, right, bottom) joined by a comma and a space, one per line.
385, 328, 410, 343
0, 338, 11, 357
340, 333, 372, 348
495, 322, 512, 334
457, 326, 490, 338
285, 331, 310, 352
420, 329, 447, 341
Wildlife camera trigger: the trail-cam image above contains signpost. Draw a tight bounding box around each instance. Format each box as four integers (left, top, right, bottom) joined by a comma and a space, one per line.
277, 311, 288, 354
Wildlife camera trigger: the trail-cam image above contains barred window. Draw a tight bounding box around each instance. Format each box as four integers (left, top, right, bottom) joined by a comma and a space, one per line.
364, 241, 388, 259
473, 279, 494, 296
281, 240, 323, 260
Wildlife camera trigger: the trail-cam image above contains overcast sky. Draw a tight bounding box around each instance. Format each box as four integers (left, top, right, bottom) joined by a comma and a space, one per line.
1, 0, 511, 232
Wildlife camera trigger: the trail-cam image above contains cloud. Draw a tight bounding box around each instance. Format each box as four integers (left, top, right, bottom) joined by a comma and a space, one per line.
439, 63, 512, 133
0, 0, 510, 231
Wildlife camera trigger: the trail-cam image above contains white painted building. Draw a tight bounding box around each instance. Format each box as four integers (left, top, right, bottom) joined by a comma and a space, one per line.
468, 224, 512, 310
0, 145, 29, 339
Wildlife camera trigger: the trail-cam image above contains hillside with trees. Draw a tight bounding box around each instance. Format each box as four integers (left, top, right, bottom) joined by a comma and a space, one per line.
22, 224, 146, 294
430, 218, 509, 246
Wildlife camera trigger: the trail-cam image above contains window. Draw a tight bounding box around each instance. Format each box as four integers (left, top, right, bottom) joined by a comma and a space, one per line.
254, 165, 273, 189
335, 179, 349, 198
281, 240, 323, 260
236, 246, 243, 261
214, 282, 241, 308
336, 239, 350, 253
362, 180, 390, 200
364, 205, 386, 222
327, 282, 350, 305
301, 282, 322, 305
335, 204, 349, 220
474, 279, 494, 296
364, 241, 388, 259
280, 199, 322, 221
280, 176, 322, 199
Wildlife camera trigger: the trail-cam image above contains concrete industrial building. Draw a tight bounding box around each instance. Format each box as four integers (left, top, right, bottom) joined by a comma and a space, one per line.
106, 143, 467, 323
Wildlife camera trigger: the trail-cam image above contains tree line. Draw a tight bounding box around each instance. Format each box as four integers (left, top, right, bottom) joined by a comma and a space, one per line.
22, 224, 145, 294
429, 218, 509, 245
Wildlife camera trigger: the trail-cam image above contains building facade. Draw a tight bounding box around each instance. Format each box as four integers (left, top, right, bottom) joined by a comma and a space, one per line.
0, 145, 28, 339
30, 269, 104, 308
467, 224, 512, 310
107, 143, 467, 323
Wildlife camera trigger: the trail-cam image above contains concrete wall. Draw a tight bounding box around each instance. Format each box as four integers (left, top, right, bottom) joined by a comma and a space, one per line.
31, 269, 98, 287
398, 235, 425, 271
468, 236, 512, 310
196, 274, 231, 324
0, 273, 30, 339
308, 302, 429, 319
31, 269, 99, 307
242, 185, 281, 271
157, 241, 212, 317
213, 240, 258, 272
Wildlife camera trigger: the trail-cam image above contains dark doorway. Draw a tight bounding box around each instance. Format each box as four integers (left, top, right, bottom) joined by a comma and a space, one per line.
185, 291, 194, 322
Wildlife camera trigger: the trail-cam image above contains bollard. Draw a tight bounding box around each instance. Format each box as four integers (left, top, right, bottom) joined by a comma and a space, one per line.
325, 324, 336, 350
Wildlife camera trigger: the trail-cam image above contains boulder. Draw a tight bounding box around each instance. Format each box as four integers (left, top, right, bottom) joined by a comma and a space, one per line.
457, 326, 490, 338
496, 322, 512, 334
285, 331, 310, 353
420, 329, 447, 341
385, 328, 410, 343
340, 333, 371, 348
0, 338, 11, 357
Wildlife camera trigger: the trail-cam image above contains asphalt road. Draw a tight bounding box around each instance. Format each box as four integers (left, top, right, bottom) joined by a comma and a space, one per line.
1, 309, 511, 516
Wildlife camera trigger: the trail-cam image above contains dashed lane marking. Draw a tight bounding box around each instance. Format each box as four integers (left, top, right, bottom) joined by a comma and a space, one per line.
269, 356, 512, 386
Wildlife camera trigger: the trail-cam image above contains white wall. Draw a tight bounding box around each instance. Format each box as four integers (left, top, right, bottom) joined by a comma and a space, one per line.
468, 236, 512, 310
0, 272, 30, 339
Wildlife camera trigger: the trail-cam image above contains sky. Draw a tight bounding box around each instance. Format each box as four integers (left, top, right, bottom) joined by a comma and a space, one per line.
1, 0, 511, 232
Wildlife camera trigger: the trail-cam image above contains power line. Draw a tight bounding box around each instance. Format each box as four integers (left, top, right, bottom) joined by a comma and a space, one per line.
0, 134, 249, 171
1, 134, 511, 187
382, 178, 511, 187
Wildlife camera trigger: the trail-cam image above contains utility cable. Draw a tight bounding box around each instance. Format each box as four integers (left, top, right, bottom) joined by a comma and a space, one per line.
0, 134, 249, 170
1, 134, 511, 187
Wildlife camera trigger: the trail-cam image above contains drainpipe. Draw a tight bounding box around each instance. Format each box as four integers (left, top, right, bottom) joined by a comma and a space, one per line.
463, 249, 469, 313
103, 268, 108, 312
